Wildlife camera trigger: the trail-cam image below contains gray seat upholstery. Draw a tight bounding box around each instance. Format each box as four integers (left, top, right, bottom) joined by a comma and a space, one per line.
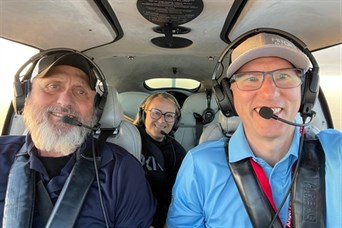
98, 86, 142, 160
174, 92, 219, 151
117, 91, 149, 121
199, 111, 241, 144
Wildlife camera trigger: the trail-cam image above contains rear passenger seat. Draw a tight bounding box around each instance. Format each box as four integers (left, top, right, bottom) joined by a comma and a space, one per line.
96, 86, 143, 160
117, 91, 149, 121
118, 90, 221, 152
199, 111, 241, 144
174, 91, 219, 151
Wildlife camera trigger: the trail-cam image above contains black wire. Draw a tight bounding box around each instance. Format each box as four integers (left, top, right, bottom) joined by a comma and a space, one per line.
91, 136, 109, 228
267, 127, 306, 228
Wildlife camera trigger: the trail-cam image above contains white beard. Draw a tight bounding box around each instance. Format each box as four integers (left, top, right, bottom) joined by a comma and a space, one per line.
23, 100, 95, 156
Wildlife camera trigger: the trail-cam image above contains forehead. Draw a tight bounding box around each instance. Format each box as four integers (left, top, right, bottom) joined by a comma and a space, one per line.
148, 96, 176, 111
38, 65, 91, 86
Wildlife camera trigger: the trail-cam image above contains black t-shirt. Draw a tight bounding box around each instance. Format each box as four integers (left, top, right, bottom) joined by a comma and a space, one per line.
39, 156, 71, 178
138, 127, 186, 228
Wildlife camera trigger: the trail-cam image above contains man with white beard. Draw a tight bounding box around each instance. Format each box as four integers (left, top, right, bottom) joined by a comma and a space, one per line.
0, 50, 156, 227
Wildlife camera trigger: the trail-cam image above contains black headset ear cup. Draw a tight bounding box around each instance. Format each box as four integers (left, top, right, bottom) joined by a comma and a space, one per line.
13, 58, 36, 115
171, 96, 181, 133
13, 80, 29, 114
213, 78, 236, 117
300, 69, 319, 116
138, 106, 145, 127
201, 90, 215, 124
94, 93, 107, 120
202, 108, 215, 124
172, 112, 181, 132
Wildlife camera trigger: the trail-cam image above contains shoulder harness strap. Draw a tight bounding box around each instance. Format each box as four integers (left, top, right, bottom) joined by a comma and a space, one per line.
225, 141, 283, 228
45, 151, 99, 227
3, 144, 35, 228
46, 131, 112, 227
4, 131, 113, 228
225, 136, 326, 228
291, 137, 326, 227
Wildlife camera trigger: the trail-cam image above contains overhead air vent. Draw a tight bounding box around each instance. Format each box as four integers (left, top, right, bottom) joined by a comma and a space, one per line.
137, 0, 203, 48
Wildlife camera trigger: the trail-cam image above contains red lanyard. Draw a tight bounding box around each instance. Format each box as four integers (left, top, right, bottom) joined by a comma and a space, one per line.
250, 158, 292, 228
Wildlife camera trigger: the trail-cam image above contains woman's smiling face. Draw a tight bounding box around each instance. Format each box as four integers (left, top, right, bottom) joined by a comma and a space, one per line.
144, 95, 177, 142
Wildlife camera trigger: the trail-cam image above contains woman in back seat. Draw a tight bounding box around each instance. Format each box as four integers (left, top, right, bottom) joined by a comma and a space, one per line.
133, 92, 186, 228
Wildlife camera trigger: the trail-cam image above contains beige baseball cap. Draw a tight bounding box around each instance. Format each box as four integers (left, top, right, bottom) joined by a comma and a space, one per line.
227, 32, 311, 78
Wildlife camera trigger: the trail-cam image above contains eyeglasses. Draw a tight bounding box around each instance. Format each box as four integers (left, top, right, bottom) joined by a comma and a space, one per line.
148, 108, 176, 123
230, 68, 305, 91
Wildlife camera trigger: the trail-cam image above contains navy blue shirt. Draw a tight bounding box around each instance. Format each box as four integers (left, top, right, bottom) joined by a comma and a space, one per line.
0, 135, 156, 227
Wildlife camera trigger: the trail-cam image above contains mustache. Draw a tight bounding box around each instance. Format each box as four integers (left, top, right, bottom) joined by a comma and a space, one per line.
46, 106, 81, 120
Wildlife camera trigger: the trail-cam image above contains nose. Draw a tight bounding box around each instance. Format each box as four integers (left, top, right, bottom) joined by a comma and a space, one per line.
258, 74, 279, 97
157, 114, 166, 123
56, 89, 74, 107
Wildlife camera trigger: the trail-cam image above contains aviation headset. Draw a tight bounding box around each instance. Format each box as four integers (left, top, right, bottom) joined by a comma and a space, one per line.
13, 48, 108, 121
212, 28, 319, 118
202, 89, 215, 124
137, 92, 181, 133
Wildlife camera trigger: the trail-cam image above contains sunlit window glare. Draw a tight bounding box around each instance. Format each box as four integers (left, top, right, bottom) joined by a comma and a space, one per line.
313, 45, 342, 129
0, 38, 38, 132
145, 78, 200, 90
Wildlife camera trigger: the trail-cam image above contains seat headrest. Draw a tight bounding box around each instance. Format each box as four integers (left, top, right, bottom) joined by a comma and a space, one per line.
98, 86, 123, 129
219, 111, 241, 135
181, 92, 218, 114
96, 87, 142, 160
198, 111, 241, 144
118, 91, 149, 120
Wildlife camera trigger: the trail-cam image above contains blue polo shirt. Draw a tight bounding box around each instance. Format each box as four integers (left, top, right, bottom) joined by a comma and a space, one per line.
167, 124, 342, 227
0, 134, 156, 227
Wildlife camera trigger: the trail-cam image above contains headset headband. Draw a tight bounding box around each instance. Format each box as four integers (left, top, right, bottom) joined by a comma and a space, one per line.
13, 48, 108, 119
212, 28, 319, 118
